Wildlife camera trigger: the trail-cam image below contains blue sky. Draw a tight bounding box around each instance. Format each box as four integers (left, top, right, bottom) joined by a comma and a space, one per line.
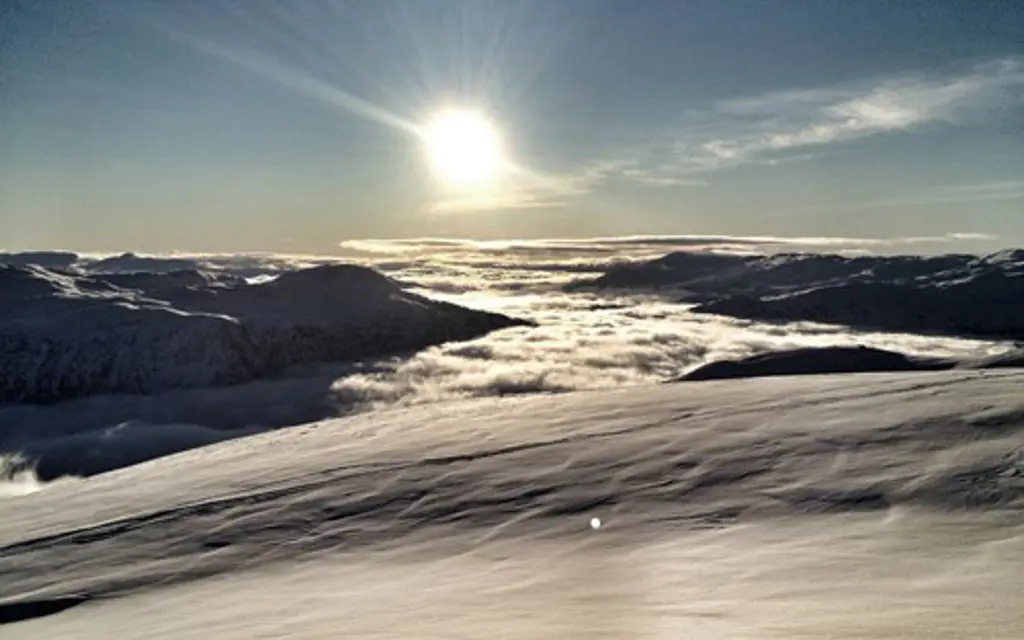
1, 0, 1022, 252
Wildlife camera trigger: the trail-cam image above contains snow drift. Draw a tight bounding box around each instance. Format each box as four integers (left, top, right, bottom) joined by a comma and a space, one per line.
0, 263, 530, 403
0, 371, 1021, 637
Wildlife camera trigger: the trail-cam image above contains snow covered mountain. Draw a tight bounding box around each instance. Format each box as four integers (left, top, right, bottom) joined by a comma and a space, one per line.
80, 252, 203, 275
694, 270, 1024, 340
0, 264, 529, 403
0, 252, 79, 271
677, 344, 1024, 381
570, 249, 1024, 340
570, 250, 987, 294
1, 371, 1021, 637
678, 345, 954, 380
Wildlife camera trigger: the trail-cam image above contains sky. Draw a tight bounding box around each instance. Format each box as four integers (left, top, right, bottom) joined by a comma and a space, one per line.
1, 0, 1022, 253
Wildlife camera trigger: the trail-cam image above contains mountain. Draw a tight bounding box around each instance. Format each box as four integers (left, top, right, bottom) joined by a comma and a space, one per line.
0, 264, 530, 403
693, 271, 1024, 341
0, 252, 79, 271
81, 252, 202, 274
569, 249, 1024, 340
677, 346, 955, 381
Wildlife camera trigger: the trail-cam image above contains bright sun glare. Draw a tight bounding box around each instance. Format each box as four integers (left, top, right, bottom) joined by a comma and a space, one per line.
422, 109, 505, 191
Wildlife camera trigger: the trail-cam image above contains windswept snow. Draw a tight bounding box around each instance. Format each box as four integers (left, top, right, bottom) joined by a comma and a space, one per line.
1, 371, 1022, 638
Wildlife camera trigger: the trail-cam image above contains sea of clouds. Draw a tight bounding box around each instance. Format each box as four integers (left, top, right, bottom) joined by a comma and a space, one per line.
1, 233, 1016, 481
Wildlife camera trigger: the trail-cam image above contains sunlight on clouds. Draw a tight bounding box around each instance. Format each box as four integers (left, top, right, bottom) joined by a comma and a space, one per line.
428, 158, 634, 213
943, 180, 1024, 196
337, 233, 1002, 267
430, 193, 563, 214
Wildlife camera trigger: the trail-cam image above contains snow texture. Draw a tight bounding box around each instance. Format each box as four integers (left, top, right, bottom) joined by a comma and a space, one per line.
1, 371, 1022, 637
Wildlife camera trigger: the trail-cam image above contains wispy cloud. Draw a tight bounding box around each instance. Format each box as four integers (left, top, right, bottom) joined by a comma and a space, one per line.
801, 179, 1024, 213
480, 57, 1023, 205
181, 32, 1022, 212
941, 180, 1024, 196
615, 57, 1024, 184
687, 58, 1023, 171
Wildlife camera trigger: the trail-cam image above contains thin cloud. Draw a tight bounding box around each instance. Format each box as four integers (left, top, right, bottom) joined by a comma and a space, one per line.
802, 180, 1024, 213
339, 232, 1000, 264
430, 159, 634, 214
430, 192, 565, 214
941, 180, 1024, 195
526, 58, 1022, 194
625, 57, 1024, 181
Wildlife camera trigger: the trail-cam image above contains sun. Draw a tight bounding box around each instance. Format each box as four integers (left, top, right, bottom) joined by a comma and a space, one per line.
421, 109, 505, 191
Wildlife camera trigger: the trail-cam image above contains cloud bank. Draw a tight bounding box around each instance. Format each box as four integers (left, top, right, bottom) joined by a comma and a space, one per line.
339, 232, 1001, 266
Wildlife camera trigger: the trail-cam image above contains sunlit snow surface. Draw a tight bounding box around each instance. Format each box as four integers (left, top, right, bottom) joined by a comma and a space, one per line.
2, 371, 1022, 638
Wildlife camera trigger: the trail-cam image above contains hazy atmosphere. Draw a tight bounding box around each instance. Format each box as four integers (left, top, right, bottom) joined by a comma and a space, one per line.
2, 2, 1022, 638
2, 0, 1023, 251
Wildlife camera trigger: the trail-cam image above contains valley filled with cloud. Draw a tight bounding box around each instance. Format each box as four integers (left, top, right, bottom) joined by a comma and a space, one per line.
3, 237, 1019, 483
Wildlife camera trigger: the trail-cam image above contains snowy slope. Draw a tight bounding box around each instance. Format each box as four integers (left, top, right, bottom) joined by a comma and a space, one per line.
1, 370, 1021, 637
0, 264, 529, 403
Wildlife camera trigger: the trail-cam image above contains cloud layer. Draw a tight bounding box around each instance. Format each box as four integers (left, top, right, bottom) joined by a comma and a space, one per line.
339, 232, 1001, 269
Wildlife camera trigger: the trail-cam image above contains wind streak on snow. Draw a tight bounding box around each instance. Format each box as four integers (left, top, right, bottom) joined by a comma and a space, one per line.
1, 371, 1021, 609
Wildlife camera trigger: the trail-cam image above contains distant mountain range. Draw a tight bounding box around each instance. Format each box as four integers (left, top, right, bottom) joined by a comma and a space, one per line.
569, 249, 1024, 341
0, 262, 529, 404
